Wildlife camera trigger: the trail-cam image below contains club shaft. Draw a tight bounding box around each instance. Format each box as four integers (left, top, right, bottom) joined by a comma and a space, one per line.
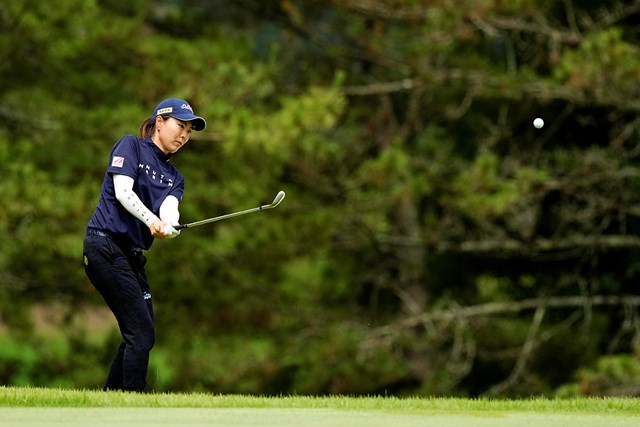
175, 205, 270, 230
175, 191, 285, 230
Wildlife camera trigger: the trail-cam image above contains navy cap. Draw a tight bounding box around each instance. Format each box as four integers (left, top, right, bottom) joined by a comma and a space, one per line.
151, 98, 206, 131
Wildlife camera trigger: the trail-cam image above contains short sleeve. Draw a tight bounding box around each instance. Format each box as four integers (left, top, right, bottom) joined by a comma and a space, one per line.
168, 174, 185, 202
106, 134, 140, 179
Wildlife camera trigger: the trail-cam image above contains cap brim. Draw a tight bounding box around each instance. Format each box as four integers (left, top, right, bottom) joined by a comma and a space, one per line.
171, 114, 207, 131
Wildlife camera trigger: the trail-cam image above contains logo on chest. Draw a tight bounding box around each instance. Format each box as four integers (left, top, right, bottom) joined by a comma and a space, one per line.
139, 163, 173, 187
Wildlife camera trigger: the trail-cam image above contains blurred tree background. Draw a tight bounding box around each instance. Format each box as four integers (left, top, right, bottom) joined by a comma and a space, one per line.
2, 0, 640, 397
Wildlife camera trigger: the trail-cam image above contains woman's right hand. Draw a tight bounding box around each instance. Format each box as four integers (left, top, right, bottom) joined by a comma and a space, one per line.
150, 219, 169, 239
150, 220, 180, 239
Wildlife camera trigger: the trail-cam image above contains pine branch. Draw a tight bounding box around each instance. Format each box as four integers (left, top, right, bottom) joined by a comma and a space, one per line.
485, 306, 546, 396
377, 295, 640, 334
436, 235, 640, 256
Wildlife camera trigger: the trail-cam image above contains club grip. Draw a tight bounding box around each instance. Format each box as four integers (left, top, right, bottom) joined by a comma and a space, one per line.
174, 224, 187, 231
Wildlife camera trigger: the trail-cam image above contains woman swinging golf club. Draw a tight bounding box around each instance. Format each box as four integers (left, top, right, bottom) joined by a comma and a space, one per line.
82, 98, 206, 392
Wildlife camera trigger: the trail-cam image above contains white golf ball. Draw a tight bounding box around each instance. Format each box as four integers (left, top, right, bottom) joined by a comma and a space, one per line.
533, 118, 544, 129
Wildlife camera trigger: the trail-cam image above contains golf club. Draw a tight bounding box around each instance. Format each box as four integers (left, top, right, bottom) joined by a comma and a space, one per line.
174, 191, 286, 230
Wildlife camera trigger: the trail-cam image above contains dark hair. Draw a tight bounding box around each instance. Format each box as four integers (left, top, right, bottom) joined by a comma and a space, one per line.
139, 115, 169, 139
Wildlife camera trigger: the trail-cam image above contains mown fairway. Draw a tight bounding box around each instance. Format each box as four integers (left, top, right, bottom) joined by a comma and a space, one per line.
1, 387, 639, 427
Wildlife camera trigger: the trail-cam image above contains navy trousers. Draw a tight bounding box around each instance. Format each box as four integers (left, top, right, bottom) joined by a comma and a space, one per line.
83, 232, 154, 392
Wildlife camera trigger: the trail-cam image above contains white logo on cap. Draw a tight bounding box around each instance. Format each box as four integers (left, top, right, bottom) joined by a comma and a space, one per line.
181, 103, 193, 112
157, 107, 172, 115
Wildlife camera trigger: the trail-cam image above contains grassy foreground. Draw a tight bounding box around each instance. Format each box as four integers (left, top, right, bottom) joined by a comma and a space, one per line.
1, 386, 639, 427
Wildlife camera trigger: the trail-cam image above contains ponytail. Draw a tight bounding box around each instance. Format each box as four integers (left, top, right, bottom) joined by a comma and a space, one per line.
139, 118, 154, 139
139, 115, 170, 139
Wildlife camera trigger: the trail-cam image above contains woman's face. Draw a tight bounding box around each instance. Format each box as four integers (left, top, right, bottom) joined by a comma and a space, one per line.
154, 116, 193, 154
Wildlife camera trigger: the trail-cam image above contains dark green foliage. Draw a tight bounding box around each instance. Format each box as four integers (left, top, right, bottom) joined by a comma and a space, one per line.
1, 0, 640, 396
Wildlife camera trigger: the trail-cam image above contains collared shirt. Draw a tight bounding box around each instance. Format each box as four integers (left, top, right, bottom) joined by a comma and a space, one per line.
88, 135, 184, 250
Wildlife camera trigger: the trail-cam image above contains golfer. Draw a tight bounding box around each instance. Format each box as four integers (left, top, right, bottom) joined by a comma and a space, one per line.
83, 98, 206, 392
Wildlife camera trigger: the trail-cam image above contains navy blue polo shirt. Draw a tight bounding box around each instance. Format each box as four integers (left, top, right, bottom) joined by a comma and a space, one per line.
88, 135, 185, 250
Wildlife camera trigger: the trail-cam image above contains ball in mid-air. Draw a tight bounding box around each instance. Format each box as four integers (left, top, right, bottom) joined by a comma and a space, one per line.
533, 118, 544, 129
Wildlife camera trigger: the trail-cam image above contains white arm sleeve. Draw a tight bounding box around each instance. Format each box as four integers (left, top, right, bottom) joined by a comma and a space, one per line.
113, 174, 160, 228
159, 195, 181, 238
159, 195, 180, 224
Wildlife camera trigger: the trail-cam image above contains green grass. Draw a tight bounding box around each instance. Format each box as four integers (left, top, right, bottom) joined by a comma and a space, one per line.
1, 386, 639, 426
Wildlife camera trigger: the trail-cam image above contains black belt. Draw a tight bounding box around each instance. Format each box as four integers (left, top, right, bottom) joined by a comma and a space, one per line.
86, 228, 110, 238
86, 228, 142, 253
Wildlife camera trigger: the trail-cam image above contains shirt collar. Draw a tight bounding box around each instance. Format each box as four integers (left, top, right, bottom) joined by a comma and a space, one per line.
144, 137, 172, 162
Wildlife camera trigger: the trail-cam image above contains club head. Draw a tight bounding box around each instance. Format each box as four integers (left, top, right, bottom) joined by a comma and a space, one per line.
270, 191, 286, 208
